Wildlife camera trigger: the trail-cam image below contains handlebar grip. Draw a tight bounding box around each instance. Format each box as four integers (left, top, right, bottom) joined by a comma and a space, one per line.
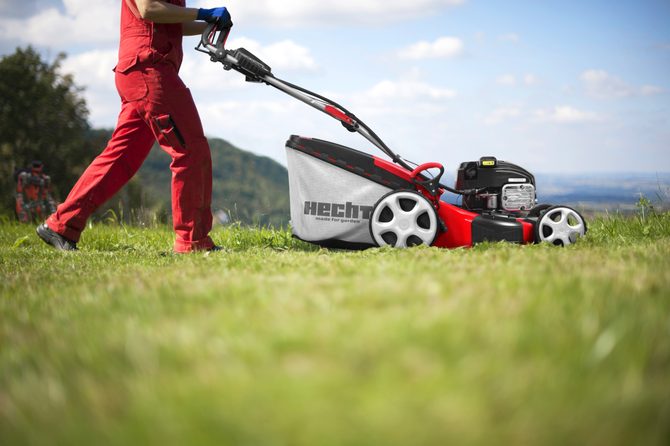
201, 18, 233, 53
216, 19, 233, 47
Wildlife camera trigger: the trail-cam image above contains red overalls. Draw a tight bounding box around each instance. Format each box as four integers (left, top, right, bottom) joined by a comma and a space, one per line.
46, 0, 214, 252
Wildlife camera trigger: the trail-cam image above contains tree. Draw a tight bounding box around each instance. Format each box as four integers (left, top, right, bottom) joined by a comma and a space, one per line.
0, 47, 94, 216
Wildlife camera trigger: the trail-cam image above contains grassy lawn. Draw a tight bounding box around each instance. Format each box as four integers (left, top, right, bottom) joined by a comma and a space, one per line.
1, 213, 669, 445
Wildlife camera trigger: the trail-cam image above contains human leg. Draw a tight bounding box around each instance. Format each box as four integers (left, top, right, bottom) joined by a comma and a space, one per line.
46, 103, 155, 242
137, 65, 214, 252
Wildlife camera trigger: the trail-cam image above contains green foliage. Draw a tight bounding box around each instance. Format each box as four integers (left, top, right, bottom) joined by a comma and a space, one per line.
0, 47, 95, 209
636, 194, 654, 219
1, 215, 669, 445
582, 204, 670, 244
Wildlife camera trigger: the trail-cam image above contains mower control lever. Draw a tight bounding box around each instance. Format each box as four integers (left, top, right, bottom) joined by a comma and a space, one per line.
410, 162, 445, 199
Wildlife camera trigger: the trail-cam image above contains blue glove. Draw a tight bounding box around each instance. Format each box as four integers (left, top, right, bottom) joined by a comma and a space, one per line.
197, 6, 231, 23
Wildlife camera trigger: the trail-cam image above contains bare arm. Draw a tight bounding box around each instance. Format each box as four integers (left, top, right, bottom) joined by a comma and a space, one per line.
131, 0, 198, 23
182, 21, 208, 36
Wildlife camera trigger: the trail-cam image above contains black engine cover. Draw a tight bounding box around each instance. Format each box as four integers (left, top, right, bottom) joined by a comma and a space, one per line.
455, 157, 535, 211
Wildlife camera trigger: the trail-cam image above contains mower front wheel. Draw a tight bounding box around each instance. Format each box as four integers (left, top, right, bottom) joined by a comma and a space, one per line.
534, 205, 587, 246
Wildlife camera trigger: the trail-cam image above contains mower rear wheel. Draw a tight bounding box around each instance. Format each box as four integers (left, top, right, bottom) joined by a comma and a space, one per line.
535, 205, 587, 246
369, 190, 438, 248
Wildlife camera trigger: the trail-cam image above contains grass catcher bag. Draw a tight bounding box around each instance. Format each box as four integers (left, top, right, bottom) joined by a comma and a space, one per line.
286, 136, 396, 249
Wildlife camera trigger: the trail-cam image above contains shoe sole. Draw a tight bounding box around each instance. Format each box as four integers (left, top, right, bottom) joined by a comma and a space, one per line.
36, 224, 77, 251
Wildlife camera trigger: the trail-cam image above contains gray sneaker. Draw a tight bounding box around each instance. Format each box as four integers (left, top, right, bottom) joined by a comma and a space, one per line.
36, 223, 78, 251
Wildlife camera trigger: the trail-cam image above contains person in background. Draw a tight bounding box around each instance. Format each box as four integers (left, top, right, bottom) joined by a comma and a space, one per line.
37, 0, 230, 252
16, 160, 57, 223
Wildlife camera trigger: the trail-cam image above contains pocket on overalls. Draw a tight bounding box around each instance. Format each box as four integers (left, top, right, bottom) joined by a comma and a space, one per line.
154, 114, 187, 149
114, 55, 148, 102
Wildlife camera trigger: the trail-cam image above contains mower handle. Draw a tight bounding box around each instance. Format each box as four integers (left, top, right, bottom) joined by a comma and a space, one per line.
200, 18, 233, 62
196, 21, 452, 185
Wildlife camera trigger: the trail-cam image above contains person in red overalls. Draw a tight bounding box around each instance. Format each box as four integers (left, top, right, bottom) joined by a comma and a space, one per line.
16, 160, 57, 223
37, 0, 230, 252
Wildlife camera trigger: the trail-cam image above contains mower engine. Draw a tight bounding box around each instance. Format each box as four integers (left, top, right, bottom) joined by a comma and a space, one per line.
455, 157, 536, 212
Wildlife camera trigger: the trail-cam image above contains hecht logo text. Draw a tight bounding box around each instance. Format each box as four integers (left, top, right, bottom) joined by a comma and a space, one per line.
304, 201, 373, 219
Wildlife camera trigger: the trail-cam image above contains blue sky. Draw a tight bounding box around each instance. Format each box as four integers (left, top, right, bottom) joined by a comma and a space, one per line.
1, 0, 668, 173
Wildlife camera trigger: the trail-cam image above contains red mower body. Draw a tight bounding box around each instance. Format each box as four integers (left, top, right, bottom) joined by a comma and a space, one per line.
371, 154, 536, 248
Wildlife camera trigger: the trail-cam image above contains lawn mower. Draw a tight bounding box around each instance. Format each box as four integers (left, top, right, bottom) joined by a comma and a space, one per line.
197, 21, 587, 249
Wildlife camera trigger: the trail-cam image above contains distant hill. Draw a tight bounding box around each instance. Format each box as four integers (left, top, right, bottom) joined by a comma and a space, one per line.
139, 137, 290, 227
86, 130, 290, 227
535, 172, 670, 207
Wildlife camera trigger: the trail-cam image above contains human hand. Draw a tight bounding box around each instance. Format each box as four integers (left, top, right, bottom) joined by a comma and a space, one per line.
197, 6, 231, 23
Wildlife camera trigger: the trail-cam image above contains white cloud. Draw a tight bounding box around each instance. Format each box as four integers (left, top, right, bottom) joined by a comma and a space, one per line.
60, 49, 117, 89
0, 0, 118, 47
180, 53, 250, 93
484, 106, 521, 125
195, 98, 314, 157
533, 106, 602, 124
496, 73, 538, 87
199, 99, 299, 132
226, 37, 317, 72
523, 74, 538, 85
365, 79, 457, 101
59, 49, 119, 126
222, 0, 467, 26
640, 85, 665, 96
581, 69, 664, 99
397, 36, 464, 60
581, 69, 631, 98
496, 74, 516, 86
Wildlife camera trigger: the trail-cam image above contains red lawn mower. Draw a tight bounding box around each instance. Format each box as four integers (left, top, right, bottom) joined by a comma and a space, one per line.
198, 21, 587, 249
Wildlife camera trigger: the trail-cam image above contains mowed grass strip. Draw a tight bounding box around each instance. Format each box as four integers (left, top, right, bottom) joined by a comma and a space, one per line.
1, 214, 669, 445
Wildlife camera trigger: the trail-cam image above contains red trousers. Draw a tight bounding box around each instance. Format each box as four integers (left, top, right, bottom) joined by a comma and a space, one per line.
47, 62, 214, 252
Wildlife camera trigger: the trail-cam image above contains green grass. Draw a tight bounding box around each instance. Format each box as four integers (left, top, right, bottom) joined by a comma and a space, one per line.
1, 213, 670, 445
